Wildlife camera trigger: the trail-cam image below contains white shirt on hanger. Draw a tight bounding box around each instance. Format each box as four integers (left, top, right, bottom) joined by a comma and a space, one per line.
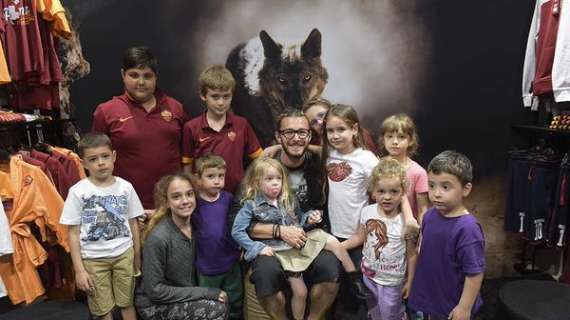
0, 197, 14, 256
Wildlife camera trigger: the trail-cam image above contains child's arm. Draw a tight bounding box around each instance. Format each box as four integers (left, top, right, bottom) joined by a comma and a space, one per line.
307, 144, 322, 155
416, 192, 429, 225
129, 217, 141, 274
231, 201, 269, 261
449, 273, 483, 320
402, 232, 419, 299
341, 224, 366, 250
69, 225, 94, 293
401, 195, 420, 237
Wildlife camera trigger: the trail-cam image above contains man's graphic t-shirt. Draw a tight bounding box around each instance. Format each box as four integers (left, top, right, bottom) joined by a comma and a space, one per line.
60, 177, 143, 259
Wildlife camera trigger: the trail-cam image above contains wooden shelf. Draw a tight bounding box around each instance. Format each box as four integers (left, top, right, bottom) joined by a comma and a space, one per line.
0, 118, 74, 129
512, 125, 570, 137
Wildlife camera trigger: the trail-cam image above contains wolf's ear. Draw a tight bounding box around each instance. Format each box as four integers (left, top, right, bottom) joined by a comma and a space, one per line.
301, 28, 322, 59
260, 30, 282, 61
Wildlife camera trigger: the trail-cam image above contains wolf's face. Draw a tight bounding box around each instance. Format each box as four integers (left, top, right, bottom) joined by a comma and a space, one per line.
226, 28, 329, 146
258, 28, 328, 116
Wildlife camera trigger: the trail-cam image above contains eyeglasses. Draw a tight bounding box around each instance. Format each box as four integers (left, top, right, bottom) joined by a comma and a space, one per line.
279, 129, 310, 140
309, 111, 327, 127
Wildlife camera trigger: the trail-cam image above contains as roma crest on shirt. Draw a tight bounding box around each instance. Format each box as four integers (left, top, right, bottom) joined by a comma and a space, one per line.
23, 175, 33, 187
227, 131, 236, 142
161, 110, 173, 122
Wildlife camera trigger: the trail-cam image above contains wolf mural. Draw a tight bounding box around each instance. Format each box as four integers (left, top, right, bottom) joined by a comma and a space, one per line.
226, 28, 328, 146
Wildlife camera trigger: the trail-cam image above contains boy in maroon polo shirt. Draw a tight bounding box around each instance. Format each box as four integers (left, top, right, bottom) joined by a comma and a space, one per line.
182, 65, 262, 193
92, 46, 188, 210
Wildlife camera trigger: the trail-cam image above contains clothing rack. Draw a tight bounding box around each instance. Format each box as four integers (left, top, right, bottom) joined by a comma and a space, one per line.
510, 124, 569, 276
0, 118, 76, 149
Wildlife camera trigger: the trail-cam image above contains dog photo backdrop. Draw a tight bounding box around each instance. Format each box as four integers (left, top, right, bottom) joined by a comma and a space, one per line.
70, 0, 536, 277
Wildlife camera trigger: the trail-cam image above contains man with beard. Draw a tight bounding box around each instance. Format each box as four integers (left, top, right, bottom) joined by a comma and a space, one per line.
234, 109, 340, 320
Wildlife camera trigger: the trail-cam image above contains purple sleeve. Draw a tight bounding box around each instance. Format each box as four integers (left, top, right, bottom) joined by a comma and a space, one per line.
456, 222, 485, 275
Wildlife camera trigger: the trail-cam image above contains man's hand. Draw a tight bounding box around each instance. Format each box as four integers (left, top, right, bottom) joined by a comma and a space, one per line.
260, 246, 275, 256
448, 304, 470, 320
138, 209, 155, 230
279, 225, 306, 248
76, 270, 95, 294
307, 210, 323, 225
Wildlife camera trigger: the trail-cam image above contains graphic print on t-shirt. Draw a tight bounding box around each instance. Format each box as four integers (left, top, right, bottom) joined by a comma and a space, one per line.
288, 169, 308, 208
81, 195, 130, 242
326, 161, 352, 182
365, 219, 389, 259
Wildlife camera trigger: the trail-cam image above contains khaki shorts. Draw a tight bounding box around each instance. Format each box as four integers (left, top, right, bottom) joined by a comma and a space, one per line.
83, 247, 135, 316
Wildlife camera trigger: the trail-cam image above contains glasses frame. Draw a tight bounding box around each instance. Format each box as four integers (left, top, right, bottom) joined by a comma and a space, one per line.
279, 128, 311, 140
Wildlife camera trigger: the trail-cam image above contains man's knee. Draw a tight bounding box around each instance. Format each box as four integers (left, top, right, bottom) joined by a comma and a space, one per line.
311, 281, 338, 297
251, 255, 287, 298
305, 251, 340, 284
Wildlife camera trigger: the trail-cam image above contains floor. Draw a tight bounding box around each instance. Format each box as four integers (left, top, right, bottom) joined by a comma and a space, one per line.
0, 273, 558, 319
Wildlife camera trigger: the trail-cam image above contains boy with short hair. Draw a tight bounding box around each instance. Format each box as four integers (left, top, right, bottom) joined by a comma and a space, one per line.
192, 154, 243, 320
408, 150, 485, 320
182, 65, 263, 194
60, 133, 143, 320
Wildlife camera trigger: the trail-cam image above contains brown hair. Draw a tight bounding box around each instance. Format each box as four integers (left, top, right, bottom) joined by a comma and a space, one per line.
378, 113, 419, 157
302, 96, 332, 113
427, 150, 473, 185
275, 108, 309, 131
199, 65, 236, 96
194, 154, 226, 177
320, 104, 367, 203
143, 173, 197, 242
78, 132, 113, 158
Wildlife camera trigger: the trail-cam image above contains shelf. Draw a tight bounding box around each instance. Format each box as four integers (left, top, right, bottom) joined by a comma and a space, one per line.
512, 125, 570, 137
0, 118, 74, 129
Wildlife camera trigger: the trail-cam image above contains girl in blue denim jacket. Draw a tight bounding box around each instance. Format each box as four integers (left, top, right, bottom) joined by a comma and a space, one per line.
232, 158, 365, 320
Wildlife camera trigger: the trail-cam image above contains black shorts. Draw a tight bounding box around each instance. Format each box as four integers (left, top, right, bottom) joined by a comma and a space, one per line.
250, 250, 340, 298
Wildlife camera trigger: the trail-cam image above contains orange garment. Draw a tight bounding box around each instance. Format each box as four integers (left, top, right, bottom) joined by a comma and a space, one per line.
51, 146, 86, 179
37, 0, 71, 39
0, 155, 69, 304
0, 167, 14, 199
0, 41, 11, 84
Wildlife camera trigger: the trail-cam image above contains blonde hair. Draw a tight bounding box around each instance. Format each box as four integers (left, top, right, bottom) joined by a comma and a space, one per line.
378, 113, 419, 157
199, 65, 236, 96
368, 156, 409, 194
302, 96, 332, 113
142, 173, 197, 242
240, 158, 295, 214
195, 154, 226, 177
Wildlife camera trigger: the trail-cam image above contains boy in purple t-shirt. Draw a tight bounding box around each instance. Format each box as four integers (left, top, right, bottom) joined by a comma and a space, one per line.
192, 155, 242, 320
408, 151, 485, 320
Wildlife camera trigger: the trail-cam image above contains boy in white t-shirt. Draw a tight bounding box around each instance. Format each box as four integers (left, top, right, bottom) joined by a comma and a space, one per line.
60, 133, 142, 320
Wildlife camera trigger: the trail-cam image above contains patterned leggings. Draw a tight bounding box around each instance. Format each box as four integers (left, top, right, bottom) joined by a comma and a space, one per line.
138, 299, 228, 320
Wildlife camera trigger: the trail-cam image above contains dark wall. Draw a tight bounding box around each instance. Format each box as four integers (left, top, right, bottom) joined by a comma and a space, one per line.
414, 0, 535, 178
67, 0, 535, 179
